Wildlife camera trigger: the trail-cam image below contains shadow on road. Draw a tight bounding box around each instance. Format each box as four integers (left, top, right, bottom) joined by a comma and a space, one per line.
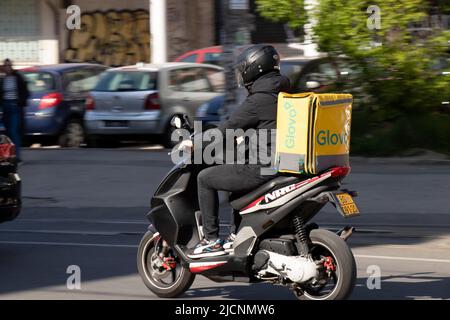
180, 272, 450, 300
184, 283, 295, 300
353, 272, 450, 300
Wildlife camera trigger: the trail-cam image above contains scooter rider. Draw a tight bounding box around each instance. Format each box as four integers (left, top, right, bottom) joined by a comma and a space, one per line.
187, 44, 291, 258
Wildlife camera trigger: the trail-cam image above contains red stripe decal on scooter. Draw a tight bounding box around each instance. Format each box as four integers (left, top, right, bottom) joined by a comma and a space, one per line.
240, 171, 334, 215
242, 176, 320, 212
189, 261, 227, 273
242, 195, 265, 211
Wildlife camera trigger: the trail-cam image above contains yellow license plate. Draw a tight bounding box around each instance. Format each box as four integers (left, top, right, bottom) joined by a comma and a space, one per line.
336, 193, 360, 216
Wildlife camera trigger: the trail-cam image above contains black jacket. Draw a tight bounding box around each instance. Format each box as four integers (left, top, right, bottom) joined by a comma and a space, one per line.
217, 71, 291, 166
218, 71, 290, 132
0, 71, 30, 107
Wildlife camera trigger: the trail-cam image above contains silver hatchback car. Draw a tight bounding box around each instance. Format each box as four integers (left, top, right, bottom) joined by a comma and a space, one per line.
84, 63, 224, 147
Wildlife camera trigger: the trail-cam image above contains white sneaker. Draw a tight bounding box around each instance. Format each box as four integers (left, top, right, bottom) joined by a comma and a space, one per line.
187, 238, 227, 259
223, 233, 236, 252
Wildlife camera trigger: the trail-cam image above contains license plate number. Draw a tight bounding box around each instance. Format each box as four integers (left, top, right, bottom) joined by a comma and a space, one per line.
335, 193, 360, 217
104, 121, 128, 128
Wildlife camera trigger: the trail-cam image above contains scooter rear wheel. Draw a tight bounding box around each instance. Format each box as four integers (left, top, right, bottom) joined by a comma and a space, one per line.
137, 231, 195, 298
296, 229, 357, 300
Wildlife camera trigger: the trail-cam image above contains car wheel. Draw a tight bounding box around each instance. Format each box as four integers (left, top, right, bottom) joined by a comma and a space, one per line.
58, 119, 85, 148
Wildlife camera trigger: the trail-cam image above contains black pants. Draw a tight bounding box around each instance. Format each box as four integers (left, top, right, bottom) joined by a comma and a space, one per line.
197, 164, 273, 240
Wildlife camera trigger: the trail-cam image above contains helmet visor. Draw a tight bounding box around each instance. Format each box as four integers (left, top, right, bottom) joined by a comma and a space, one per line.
233, 57, 247, 87
235, 68, 244, 87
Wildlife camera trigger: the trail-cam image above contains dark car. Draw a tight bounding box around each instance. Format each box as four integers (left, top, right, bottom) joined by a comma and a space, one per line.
282, 56, 353, 93
195, 57, 352, 125
20, 63, 108, 147
0, 135, 21, 223
195, 94, 227, 128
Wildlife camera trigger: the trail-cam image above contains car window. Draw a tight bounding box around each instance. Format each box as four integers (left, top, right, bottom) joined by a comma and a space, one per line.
317, 62, 338, 79
169, 68, 212, 92
180, 54, 198, 63
94, 71, 158, 92
296, 60, 339, 91
280, 61, 306, 82
296, 64, 318, 91
22, 71, 56, 93
203, 52, 222, 66
81, 68, 105, 91
64, 68, 103, 93
205, 68, 225, 92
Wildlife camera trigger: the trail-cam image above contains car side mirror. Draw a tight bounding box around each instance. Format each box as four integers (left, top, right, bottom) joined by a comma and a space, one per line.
306, 81, 321, 89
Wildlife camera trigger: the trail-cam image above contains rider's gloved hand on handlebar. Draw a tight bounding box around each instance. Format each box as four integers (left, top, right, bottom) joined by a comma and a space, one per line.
178, 139, 193, 152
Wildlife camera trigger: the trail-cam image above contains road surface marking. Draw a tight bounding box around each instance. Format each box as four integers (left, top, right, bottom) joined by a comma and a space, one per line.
0, 241, 137, 248
13, 219, 230, 226
17, 218, 147, 224
2, 241, 450, 264
355, 254, 450, 264
0, 229, 142, 236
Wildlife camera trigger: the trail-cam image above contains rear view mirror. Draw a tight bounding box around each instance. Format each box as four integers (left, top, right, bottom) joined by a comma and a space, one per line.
170, 116, 182, 129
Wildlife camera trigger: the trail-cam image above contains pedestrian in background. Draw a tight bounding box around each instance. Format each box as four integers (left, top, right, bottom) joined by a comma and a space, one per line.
0, 59, 29, 163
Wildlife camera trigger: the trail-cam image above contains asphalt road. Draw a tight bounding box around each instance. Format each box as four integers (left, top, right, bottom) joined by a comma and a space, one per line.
0, 148, 449, 300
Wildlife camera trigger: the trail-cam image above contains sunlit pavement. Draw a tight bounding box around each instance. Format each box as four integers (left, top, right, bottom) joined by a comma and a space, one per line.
0, 148, 449, 300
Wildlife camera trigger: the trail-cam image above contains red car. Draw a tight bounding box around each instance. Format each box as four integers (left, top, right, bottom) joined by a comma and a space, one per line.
174, 46, 223, 65
175, 45, 297, 66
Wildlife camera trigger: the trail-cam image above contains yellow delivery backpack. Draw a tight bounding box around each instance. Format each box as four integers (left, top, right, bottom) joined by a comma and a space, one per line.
275, 92, 353, 175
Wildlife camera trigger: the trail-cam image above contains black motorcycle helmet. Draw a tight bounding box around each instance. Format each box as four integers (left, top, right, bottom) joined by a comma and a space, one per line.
234, 44, 280, 87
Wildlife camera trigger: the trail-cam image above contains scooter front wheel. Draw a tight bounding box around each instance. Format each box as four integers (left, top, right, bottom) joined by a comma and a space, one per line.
137, 231, 195, 298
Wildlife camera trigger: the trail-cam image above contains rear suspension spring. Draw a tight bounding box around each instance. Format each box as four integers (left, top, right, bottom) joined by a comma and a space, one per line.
293, 215, 309, 256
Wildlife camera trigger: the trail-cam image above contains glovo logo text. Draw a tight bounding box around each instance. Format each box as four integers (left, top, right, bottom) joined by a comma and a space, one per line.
316, 130, 348, 146
284, 101, 296, 149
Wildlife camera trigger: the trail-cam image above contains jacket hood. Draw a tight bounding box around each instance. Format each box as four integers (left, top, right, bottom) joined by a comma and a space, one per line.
249, 71, 291, 95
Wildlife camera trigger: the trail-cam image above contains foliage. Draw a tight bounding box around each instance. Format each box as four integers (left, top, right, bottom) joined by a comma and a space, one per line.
313, 0, 450, 115
255, 0, 307, 30
257, 0, 450, 155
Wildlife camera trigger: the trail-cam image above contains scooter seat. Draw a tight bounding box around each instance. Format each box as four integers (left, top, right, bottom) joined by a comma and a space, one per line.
230, 176, 300, 211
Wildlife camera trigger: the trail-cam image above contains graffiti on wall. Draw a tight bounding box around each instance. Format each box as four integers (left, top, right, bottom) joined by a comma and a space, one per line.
64, 10, 150, 66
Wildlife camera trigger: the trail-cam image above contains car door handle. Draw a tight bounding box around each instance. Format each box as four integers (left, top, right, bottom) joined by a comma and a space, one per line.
183, 97, 190, 101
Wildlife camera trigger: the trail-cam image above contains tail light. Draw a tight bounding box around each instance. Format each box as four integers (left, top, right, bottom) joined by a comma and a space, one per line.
85, 95, 95, 111
330, 166, 351, 178
145, 92, 160, 110
39, 92, 63, 110
0, 141, 16, 161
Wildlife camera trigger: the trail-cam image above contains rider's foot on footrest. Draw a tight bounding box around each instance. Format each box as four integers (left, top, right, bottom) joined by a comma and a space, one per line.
187, 238, 227, 259
223, 233, 236, 252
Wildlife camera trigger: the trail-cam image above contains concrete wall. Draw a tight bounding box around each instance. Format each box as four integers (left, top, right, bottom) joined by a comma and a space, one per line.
166, 0, 215, 61
38, 0, 59, 64
0, 0, 42, 66
1, 0, 215, 66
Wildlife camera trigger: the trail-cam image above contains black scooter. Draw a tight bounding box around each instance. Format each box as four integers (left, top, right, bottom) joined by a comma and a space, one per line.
137, 116, 360, 300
